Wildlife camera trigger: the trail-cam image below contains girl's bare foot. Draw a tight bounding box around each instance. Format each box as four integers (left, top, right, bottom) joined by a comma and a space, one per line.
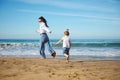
64, 54, 69, 63
66, 60, 69, 63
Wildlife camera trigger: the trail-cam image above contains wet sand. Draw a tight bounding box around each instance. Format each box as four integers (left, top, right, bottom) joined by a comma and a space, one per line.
0, 58, 120, 80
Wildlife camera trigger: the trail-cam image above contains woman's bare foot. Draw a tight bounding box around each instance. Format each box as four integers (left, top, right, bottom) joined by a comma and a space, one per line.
40, 57, 46, 59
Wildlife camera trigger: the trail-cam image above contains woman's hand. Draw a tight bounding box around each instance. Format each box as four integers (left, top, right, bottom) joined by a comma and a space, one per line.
49, 31, 52, 34
36, 29, 40, 33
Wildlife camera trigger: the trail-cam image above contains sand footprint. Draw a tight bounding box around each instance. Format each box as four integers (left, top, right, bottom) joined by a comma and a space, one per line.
49, 72, 56, 78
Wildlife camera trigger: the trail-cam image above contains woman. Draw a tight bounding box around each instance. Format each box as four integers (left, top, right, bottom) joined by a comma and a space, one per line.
36, 16, 56, 59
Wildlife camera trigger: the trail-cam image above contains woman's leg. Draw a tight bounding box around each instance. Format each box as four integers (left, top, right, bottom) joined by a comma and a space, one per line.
39, 34, 46, 58
46, 41, 54, 53
39, 42, 46, 58
44, 34, 56, 57
46, 41, 56, 58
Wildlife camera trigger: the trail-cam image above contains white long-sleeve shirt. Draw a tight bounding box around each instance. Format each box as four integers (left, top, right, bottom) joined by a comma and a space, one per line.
38, 22, 51, 34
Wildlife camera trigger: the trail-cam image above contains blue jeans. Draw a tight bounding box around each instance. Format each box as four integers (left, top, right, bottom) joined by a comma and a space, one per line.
39, 33, 54, 58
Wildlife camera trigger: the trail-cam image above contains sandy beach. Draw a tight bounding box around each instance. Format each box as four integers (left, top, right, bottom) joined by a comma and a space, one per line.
0, 58, 120, 80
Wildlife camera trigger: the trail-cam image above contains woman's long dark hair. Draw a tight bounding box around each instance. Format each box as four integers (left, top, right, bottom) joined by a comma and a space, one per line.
39, 16, 49, 27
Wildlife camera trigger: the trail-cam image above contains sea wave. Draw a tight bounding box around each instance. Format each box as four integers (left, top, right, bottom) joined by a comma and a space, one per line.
0, 42, 120, 48
70, 42, 120, 47
0, 39, 120, 58
0, 43, 39, 48
0, 47, 120, 57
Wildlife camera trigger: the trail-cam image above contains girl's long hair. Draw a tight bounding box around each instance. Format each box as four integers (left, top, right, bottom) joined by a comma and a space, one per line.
39, 16, 49, 27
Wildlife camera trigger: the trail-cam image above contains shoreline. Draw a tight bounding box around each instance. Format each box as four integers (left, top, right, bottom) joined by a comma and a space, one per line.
0, 55, 120, 60
0, 58, 120, 80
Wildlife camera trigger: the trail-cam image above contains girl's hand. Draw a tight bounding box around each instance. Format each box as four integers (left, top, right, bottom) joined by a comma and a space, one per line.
54, 43, 58, 46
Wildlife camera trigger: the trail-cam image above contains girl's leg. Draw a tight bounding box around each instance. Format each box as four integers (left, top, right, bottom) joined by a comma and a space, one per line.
64, 54, 69, 62
63, 48, 70, 63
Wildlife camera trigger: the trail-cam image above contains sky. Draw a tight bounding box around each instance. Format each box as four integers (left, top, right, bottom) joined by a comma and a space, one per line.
0, 0, 120, 39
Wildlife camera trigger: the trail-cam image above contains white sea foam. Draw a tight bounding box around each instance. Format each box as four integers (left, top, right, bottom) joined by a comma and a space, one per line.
0, 46, 120, 57
0, 39, 120, 59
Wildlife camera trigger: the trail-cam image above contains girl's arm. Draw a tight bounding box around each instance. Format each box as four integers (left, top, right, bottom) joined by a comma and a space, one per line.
55, 39, 63, 45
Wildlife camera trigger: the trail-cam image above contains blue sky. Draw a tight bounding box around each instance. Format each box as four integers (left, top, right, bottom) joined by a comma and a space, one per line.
0, 0, 120, 39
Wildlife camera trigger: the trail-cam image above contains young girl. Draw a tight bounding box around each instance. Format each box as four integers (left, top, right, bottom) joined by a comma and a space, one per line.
55, 29, 71, 62
36, 16, 56, 59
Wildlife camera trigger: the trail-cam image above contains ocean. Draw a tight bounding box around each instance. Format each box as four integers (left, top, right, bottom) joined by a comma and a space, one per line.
0, 39, 120, 60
